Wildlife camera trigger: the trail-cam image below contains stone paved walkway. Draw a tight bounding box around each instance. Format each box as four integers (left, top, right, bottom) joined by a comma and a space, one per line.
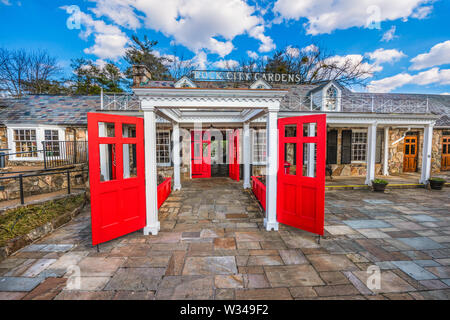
0, 177, 449, 300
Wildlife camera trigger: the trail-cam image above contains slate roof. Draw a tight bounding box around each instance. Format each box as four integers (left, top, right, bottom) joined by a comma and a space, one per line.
0, 95, 100, 126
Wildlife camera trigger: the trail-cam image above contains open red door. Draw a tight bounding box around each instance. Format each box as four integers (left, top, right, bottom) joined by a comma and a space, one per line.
191, 131, 211, 178
229, 130, 240, 181
277, 115, 326, 235
88, 113, 146, 245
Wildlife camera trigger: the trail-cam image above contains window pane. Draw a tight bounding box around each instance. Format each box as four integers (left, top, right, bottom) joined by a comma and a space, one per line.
99, 122, 115, 137
303, 143, 317, 177
303, 123, 317, 137
285, 125, 296, 137
284, 143, 297, 175
351, 132, 367, 161
156, 131, 171, 165
122, 124, 136, 138
123, 144, 137, 179
99, 144, 116, 182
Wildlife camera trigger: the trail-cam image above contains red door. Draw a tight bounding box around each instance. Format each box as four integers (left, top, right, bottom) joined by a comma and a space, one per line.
229, 130, 240, 181
277, 115, 326, 236
191, 131, 211, 178
88, 113, 146, 246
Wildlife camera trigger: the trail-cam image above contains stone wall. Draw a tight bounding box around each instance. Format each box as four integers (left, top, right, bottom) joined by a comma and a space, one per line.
0, 164, 88, 202
0, 126, 7, 150
432, 129, 444, 173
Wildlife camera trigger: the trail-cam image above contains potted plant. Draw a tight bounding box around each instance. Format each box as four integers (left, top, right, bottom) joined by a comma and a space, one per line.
372, 179, 389, 192
429, 177, 446, 190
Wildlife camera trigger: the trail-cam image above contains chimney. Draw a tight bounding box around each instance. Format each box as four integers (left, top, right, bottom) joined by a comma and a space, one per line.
132, 65, 152, 87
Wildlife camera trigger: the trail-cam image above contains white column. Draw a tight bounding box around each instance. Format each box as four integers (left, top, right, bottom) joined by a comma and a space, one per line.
365, 123, 377, 185
420, 123, 434, 184
243, 122, 251, 189
142, 105, 160, 236
264, 109, 279, 231
383, 126, 389, 176
172, 122, 182, 191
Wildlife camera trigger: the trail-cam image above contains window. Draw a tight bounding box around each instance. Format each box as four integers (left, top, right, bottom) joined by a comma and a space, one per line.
44, 129, 60, 157
13, 129, 38, 158
156, 130, 171, 165
324, 85, 338, 111
252, 129, 266, 164
351, 132, 367, 162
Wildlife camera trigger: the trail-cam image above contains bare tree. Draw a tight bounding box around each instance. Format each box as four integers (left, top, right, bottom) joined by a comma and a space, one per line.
0, 48, 61, 97
166, 48, 195, 80
25, 50, 61, 94
233, 45, 374, 87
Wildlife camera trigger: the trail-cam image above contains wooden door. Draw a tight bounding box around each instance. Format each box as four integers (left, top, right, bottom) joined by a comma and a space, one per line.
442, 136, 450, 171
403, 136, 418, 172
88, 113, 146, 246
277, 114, 326, 236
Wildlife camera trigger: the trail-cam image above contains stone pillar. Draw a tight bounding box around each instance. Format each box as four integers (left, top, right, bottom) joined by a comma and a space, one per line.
365, 123, 377, 185
383, 126, 389, 176
142, 103, 160, 236
420, 123, 434, 184
243, 122, 251, 189
172, 122, 182, 191
264, 109, 279, 231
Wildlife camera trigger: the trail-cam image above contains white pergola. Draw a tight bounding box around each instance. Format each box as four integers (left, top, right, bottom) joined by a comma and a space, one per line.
130, 87, 439, 236
134, 87, 288, 235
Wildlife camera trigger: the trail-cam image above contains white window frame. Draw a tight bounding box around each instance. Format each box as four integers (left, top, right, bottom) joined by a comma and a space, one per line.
252, 129, 266, 165
351, 129, 368, 163
7, 125, 65, 161
321, 83, 342, 112
156, 130, 171, 166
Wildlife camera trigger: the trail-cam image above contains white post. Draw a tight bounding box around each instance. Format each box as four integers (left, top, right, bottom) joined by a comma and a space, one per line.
172, 122, 182, 190
365, 123, 377, 185
98, 122, 110, 181
264, 108, 279, 231
142, 104, 160, 236
383, 126, 389, 176
420, 123, 434, 184
123, 126, 130, 178
243, 122, 251, 189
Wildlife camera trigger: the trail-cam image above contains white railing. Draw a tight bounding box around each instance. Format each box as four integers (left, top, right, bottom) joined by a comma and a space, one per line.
100, 90, 140, 111
341, 94, 431, 114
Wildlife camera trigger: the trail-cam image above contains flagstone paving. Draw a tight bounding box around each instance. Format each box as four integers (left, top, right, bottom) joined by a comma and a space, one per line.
0, 177, 449, 300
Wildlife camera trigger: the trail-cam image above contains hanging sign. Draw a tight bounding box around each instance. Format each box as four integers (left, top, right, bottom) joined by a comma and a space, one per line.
192, 70, 301, 83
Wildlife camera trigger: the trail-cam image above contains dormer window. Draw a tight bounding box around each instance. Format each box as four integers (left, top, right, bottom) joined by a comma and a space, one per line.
325, 85, 338, 111
174, 76, 197, 88
250, 79, 272, 90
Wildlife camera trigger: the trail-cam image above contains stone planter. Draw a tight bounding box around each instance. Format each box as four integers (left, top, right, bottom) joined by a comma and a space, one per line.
429, 179, 445, 190
372, 181, 388, 192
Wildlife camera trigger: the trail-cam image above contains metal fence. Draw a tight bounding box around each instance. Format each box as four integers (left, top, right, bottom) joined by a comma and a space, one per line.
42, 141, 88, 169
0, 167, 88, 205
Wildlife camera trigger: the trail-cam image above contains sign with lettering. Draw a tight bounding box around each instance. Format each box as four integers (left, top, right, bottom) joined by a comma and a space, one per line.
192, 70, 301, 83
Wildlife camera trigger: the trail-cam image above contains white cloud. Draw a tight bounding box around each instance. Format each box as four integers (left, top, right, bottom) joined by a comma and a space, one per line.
248, 25, 276, 53
381, 26, 397, 42
62, 7, 129, 60
1, 0, 11, 5
411, 5, 433, 19
286, 46, 300, 58
192, 51, 208, 69
273, 0, 431, 35
441, 93, 450, 95
410, 40, 450, 70
88, 0, 270, 57
324, 54, 382, 78
366, 48, 406, 65
368, 67, 450, 92
301, 44, 319, 53
213, 59, 239, 69
247, 50, 259, 59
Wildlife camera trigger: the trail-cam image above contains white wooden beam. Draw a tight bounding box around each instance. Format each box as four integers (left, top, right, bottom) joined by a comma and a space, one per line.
264, 109, 279, 231
420, 124, 434, 184
243, 122, 251, 189
365, 123, 377, 185
383, 126, 389, 176
142, 103, 160, 236
172, 122, 182, 191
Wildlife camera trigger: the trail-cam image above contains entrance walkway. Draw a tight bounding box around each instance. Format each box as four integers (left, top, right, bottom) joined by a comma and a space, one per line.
0, 178, 449, 300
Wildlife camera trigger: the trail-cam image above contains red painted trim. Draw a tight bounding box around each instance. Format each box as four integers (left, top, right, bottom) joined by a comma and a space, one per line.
157, 177, 172, 209
251, 176, 266, 210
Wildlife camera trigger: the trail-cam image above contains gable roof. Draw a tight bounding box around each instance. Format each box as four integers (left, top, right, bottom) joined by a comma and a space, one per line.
0, 95, 100, 126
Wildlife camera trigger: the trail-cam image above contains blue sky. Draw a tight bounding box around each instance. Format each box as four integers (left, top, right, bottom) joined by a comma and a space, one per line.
1, 0, 449, 94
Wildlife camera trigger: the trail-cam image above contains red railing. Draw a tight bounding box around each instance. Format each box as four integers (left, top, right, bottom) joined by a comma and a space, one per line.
251, 176, 266, 210
157, 177, 172, 209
